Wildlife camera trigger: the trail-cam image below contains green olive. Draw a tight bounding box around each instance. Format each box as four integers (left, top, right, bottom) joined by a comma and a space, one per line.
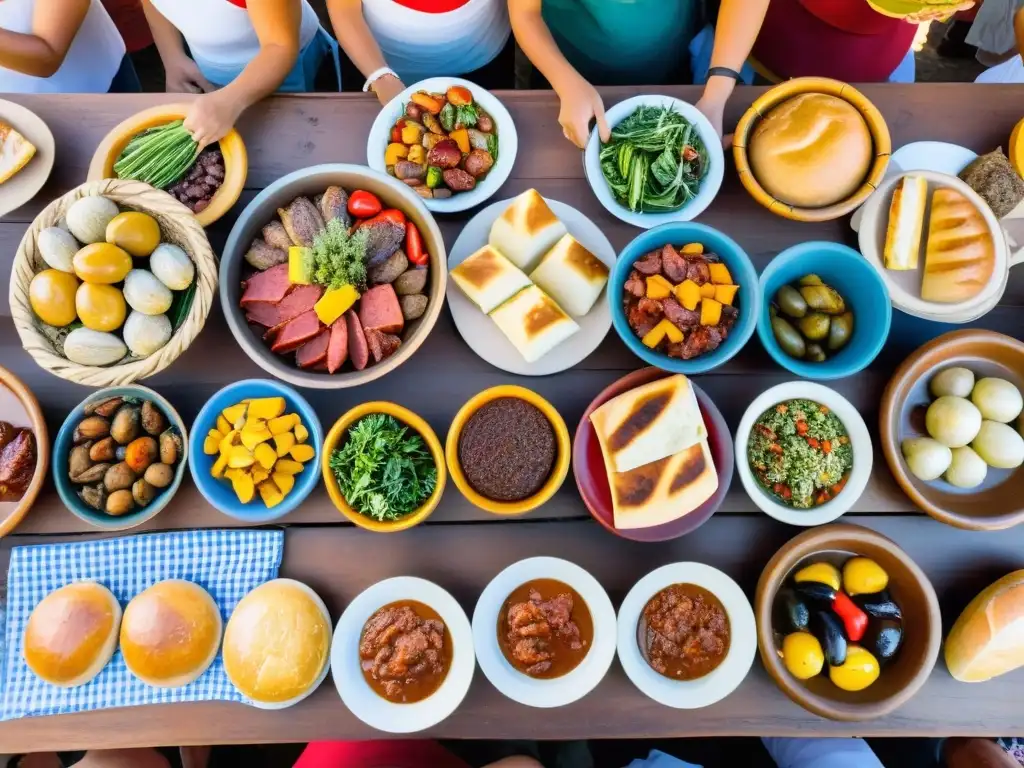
772, 316, 806, 359
798, 312, 831, 341
829, 645, 880, 692
799, 274, 824, 286
800, 284, 847, 315
828, 311, 854, 351
775, 285, 808, 319
805, 343, 827, 363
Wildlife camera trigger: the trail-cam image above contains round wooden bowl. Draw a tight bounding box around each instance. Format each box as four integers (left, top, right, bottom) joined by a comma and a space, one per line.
87, 103, 247, 227
755, 524, 941, 722
732, 78, 891, 222
880, 329, 1024, 530
0, 364, 49, 538
9, 178, 217, 388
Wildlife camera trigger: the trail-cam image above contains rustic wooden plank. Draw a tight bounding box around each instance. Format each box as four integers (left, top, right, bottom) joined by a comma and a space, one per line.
0, 514, 1021, 751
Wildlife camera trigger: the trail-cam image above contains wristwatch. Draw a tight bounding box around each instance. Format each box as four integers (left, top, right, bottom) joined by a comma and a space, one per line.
362, 67, 399, 93
707, 66, 742, 82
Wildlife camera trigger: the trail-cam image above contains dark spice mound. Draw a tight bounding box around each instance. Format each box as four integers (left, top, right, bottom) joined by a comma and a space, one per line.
167, 147, 226, 214
459, 397, 556, 502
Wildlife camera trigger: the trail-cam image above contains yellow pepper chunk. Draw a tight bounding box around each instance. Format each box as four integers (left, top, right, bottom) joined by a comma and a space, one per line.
641, 322, 668, 349
288, 246, 313, 285
240, 426, 273, 452
681, 242, 704, 255
290, 444, 316, 463
247, 397, 286, 420
700, 298, 722, 326
714, 284, 738, 306
645, 274, 674, 300
203, 430, 221, 456
273, 432, 295, 458
258, 481, 285, 509
699, 283, 716, 299
221, 403, 247, 427
219, 429, 239, 456
656, 318, 684, 344
228, 445, 256, 469
401, 123, 423, 145
314, 284, 360, 327
254, 442, 278, 470
251, 466, 270, 485
294, 423, 309, 443
272, 472, 295, 496
676, 280, 702, 311
708, 263, 732, 285
216, 415, 231, 435
268, 414, 297, 435
384, 142, 409, 166
450, 128, 471, 154
211, 453, 229, 479
231, 472, 255, 504
274, 459, 304, 475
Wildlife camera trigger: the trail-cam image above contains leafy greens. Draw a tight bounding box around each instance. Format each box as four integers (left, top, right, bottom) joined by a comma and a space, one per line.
312, 218, 368, 290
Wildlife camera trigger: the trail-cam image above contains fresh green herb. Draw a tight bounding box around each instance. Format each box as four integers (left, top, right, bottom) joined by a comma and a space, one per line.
439, 102, 456, 133
114, 120, 200, 190
454, 103, 478, 129
486, 132, 499, 162
598, 105, 708, 213
312, 218, 368, 290
329, 413, 437, 522
166, 279, 197, 331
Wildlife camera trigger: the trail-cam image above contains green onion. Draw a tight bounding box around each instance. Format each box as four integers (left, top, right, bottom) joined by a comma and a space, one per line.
114, 120, 199, 189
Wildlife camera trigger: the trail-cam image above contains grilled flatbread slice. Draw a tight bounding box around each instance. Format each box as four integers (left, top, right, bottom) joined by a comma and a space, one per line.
0, 121, 37, 185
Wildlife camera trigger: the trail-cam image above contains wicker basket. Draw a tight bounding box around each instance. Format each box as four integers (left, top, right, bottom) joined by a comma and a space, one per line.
9, 178, 216, 387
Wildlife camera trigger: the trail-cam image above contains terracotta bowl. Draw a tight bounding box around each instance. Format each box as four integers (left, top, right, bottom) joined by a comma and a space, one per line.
755, 524, 941, 722
573, 368, 733, 542
733, 78, 890, 222
880, 329, 1024, 530
0, 364, 49, 537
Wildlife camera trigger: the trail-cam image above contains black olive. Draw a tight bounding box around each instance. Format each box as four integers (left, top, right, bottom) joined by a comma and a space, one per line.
864, 620, 903, 662
852, 591, 902, 621
811, 611, 848, 667
793, 581, 838, 606
775, 588, 810, 633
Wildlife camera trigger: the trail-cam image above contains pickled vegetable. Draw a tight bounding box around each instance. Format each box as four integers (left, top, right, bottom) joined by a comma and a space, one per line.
775, 285, 807, 318
771, 315, 806, 358
829, 645, 879, 692
29, 269, 79, 327
800, 284, 846, 315
812, 611, 848, 667
798, 312, 830, 342
842, 557, 889, 597
794, 562, 841, 591
782, 632, 824, 680
805, 343, 827, 363
828, 312, 853, 351
799, 274, 824, 286
75, 283, 127, 332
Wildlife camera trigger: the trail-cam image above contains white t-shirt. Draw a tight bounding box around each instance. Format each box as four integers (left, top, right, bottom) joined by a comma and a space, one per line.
147, 0, 319, 69
0, 0, 126, 93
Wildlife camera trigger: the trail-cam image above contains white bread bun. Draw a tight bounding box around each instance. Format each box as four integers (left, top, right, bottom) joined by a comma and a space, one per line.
921, 187, 995, 303
120, 580, 222, 688
749, 93, 873, 208
450, 245, 532, 314
223, 579, 331, 706
945, 570, 1024, 682
883, 175, 927, 271
529, 234, 609, 318
23, 582, 121, 687
488, 189, 567, 272
488, 285, 579, 363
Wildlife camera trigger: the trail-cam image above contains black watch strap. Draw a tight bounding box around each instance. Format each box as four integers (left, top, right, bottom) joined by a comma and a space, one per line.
707, 66, 742, 82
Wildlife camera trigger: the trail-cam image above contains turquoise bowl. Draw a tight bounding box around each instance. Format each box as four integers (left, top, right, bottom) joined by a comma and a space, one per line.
54, 385, 188, 531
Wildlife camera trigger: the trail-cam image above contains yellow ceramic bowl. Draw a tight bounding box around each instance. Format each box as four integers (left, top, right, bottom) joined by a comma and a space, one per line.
88, 103, 247, 228
321, 402, 446, 533
446, 385, 570, 516
1010, 117, 1024, 179
733, 78, 891, 222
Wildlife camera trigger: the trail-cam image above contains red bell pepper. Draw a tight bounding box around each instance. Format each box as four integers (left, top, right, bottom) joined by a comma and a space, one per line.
405, 221, 428, 266
348, 190, 382, 219
832, 590, 868, 642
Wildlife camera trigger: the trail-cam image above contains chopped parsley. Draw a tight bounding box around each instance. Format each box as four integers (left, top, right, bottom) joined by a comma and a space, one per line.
312, 218, 368, 290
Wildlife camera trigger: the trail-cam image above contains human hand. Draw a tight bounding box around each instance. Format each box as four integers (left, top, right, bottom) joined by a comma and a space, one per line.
183, 90, 240, 149
554, 75, 609, 149
164, 56, 215, 94
371, 73, 405, 107
905, 0, 973, 23
695, 91, 732, 149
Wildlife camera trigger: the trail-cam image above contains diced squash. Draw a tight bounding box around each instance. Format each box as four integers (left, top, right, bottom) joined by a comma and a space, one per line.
658, 318, 684, 344
224, 467, 242, 482
268, 414, 296, 435
450, 128, 470, 154
641, 322, 668, 348
714, 284, 738, 306
645, 274, 674, 300
699, 283, 716, 299
254, 442, 277, 470
275, 459, 304, 476
211, 453, 228, 479
401, 123, 423, 145
248, 397, 286, 420
231, 472, 255, 504
203, 430, 221, 455
251, 466, 270, 485
219, 429, 239, 456
222, 403, 247, 427
216, 415, 231, 435
244, 416, 267, 432
228, 445, 256, 469
258, 481, 285, 509
676, 279, 702, 311
290, 444, 316, 463
681, 242, 704, 255
272, 472, 295, 496
273, 432, 296, 458
384, 142, 409, 166
240, 426, 272, 452
701, 298, 722, 326
288, 246, 314, 285
294, 423, 309, 443
708, 263, 732, 285
407, 144, 425, 165
314, 284, 360, 326
410, 92, 443, 114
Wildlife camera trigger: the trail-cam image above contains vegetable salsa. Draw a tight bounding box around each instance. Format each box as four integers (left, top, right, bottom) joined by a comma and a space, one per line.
747, 399, 852, 509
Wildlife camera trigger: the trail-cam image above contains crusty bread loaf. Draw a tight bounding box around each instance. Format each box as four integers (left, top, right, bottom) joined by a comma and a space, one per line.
945, 570, 1024, 682
883, 176, 927, 271
921, 187, 995, 303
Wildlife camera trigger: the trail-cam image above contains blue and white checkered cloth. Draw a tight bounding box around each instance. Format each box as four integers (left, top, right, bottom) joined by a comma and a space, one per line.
0, 528, 284, 720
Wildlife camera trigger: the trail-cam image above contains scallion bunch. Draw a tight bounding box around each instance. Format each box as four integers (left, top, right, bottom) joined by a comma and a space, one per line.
113, 120, 199, 190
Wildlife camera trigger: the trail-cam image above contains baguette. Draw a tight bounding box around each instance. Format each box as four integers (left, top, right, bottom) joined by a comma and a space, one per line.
945, 570, 1024, 682
883, 176, 926, 271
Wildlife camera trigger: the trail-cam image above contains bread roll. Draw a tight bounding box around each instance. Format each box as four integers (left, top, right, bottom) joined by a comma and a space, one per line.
120, 580, 222, 688
945, 570, 1024, 682
488, 189, 567, 272
748, 93, 873, 208
883, 176, 927, 271
0, 121, 37, 184
223, 579, 331, 705
489, 285, 579, 363
450, 245, 532, 314
23, 582, 121, 687
529, 234, 609, 318
921, 187, 995, 303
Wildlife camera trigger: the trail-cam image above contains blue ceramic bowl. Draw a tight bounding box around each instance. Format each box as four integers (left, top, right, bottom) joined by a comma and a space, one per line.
757, 242, 892, 380
609, 222, 761, 374
189, 379, 322, 523
54, 386, 188, 531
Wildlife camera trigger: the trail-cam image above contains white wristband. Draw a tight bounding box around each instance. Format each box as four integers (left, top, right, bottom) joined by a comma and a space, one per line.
363, 67, 398, 93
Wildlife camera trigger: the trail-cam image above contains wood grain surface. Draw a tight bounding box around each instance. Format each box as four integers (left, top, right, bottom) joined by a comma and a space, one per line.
0, 86, 1021, 748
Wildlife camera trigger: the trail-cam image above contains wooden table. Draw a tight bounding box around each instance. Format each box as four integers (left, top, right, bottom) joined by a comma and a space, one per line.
0, 86, 1022, 752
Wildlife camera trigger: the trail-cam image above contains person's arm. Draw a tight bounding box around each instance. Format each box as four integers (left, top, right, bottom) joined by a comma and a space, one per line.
141, 0, 214, 93
695, 0, 770, 147
183, 0, 302, 147
325, 0, 404, 105
509, 0, 608, 148
0, 0, 90, 78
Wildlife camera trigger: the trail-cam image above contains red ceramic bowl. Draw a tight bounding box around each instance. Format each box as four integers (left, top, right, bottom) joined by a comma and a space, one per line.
573, 367, 733, 542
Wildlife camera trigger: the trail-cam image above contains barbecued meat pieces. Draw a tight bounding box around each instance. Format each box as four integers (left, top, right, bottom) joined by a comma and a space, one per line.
0, 424, 35, 502
505, 589, 582, 676
359, 603, 449, 703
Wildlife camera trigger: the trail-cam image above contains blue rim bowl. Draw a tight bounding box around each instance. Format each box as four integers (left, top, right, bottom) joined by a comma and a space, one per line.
188, 379, 323, 523
757, 242, 892, 380
54, 385, 188, 531
609, 222, 761, 374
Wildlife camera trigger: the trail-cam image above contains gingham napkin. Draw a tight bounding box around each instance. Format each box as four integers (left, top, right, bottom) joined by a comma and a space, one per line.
0, 529, 284, 720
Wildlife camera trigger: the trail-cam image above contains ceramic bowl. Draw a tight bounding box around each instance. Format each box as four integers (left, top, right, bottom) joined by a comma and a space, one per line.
733, 78, 890, 222
323, 401, 445, 532
0, 99, 55, 218
584, 94, 725, 229
446, 386, 570, 516
755, 524, 941, 721
331, 576, 474, 733
880, 329, 1024, 530
609, 222, 760, 375
573, 368, 732, 542
1011, 116, 1024, 178
736, 382, 872, 526
54, 385, 186, 531
618, 562, 756, 709
366, 77, 517, 213
87, 102, 247, 227
757, 242, 891, 380
189, 379, 322, 523
219, 163, 447, 390
0, 364, 49, 537
473, 557, 617, 708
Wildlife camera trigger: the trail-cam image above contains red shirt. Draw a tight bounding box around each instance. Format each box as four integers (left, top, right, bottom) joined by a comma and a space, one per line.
100, 0, 153, 53
391, 0, 472, 11
293, 741, 470, 768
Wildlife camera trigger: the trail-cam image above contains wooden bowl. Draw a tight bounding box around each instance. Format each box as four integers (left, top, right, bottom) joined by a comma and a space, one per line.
880, 329, 1024, 530
87, 103, 247, 228
755, 524, 941, 722
733, 78, 890, 222
0, 364, 49, 538
573, 368, 733, 542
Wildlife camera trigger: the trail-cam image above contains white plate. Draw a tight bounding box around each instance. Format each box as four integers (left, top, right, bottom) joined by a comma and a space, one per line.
617, 563, 755, 709
735, 382, 872, 527
447, 196, 615, 375
583, 95, 724, 230
472, 557, 617, 709
366, 77, 517, 214
331, 577, 474, 733
0, 99, 55, 218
